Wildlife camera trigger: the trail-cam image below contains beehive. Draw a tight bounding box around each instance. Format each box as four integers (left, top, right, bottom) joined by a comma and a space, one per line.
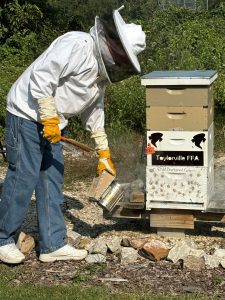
141, 70, 218, 210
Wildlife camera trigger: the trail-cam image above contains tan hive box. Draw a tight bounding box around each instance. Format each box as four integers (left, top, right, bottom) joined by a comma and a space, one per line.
145, 85, 213, 107
146, 105, 213, 131
141, 70, 217, 107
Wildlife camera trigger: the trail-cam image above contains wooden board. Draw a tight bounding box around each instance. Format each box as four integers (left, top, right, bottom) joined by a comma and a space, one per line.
109, 206, 147, 219
150, 209, 194, 229
129, 191, 145, 203
194, 212, 225, 222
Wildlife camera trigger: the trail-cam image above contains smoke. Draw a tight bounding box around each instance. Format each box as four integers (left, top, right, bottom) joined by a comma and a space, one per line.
114, 135, 146, 200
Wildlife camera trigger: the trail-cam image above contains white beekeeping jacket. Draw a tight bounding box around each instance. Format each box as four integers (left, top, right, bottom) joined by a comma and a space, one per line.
7, 31, 107, 132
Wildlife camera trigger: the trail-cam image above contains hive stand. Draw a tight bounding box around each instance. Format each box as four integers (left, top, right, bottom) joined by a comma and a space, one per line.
107, 184, 225, 237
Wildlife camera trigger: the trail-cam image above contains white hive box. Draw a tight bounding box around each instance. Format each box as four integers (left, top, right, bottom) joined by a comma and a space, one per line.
146, 157, 214, 210
146, 123, 214, 168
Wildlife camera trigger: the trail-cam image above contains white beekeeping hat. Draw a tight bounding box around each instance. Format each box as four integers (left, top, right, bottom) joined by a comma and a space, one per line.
91, 5, 146, 82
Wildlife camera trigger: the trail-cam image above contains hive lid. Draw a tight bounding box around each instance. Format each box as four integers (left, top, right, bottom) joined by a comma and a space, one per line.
141, 70, 218, 86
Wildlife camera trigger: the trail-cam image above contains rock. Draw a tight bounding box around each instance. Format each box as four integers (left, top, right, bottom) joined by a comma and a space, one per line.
76, 237, 92, 251
167, 239, 197, 263
120, 247, 138, 265
121, 238, 131, 247
67, 229, 81, 246
85, 254, 106, 264
17, 232, 26, 245
13, 279, 21, 285
183, 255, 205, 272
107, 237, 122, 253
214, 248, 225, 258
91, 238, 108, 256
204, 255, 221, 269
86, 241, 95, 253
140, 240, 170, 261
129, 239, 147, 250
189, 249, 206, 258
16, 232, 35, 254
221, 258, 225, 268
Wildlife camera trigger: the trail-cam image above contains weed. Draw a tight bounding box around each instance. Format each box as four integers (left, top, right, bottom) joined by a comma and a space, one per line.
86, 263, 106, 274
212, 276, 223, 285
72, 274, 90, 284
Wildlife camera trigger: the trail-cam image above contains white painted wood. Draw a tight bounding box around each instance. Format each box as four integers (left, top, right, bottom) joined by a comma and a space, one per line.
146, 123, 214, 167
146, 158, 214, 208
141, 70, 218, 86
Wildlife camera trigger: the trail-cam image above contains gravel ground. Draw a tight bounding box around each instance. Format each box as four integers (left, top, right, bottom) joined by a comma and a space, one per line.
0, 148, 225, 297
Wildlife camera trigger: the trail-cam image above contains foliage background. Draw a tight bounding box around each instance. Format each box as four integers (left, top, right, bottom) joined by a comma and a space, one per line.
0, 0, 224, 139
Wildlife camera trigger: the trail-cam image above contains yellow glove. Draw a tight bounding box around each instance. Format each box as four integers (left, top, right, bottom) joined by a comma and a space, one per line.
41, 117, 61, 143
97, 149, 116, 176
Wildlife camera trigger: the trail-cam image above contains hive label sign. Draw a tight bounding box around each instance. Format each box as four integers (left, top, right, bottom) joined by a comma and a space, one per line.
152, 151, 204, 166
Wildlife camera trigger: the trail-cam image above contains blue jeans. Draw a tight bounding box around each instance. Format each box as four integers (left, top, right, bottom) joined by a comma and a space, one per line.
0, 112, 67, 253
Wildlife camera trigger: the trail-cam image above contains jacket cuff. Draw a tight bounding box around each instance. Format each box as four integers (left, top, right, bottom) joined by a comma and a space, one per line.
91, 128, 108, 150
37, 96, 58, 120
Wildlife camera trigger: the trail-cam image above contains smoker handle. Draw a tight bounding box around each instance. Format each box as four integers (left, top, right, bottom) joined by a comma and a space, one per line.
60, 136, 95, 152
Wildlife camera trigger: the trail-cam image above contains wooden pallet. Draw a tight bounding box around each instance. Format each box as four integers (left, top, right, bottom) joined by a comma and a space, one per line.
110, 205, 225, 237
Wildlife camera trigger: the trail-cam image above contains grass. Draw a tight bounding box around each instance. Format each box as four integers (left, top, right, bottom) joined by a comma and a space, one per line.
0, 278, 221, 300
0, 265, 221, 300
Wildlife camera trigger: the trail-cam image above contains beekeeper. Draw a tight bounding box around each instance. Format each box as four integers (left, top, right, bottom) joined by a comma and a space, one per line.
0, 6, 146, 264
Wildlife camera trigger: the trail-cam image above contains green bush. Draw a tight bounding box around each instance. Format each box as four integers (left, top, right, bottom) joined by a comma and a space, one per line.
145, 6, 225, 107
0, 1, 225, 137
106, 76, 146, 133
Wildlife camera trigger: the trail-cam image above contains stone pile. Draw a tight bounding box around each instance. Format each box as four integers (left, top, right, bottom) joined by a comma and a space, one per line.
16, 230, 225, 270
71, 232, 225, 269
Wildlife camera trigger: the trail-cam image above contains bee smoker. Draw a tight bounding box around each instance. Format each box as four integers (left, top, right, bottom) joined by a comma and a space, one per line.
88, 171, 124, 211
99, 181, 124, 211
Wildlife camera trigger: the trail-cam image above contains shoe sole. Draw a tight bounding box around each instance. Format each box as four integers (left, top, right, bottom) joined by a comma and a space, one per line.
39, 255, 87, 263
0, 254, 25, 264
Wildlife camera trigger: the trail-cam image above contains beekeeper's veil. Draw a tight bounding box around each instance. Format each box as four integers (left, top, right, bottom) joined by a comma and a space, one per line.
90, 5, 146, 83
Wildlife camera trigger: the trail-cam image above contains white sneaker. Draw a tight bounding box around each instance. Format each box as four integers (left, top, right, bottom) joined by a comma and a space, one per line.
0, 243, 25, 264
39, 244, 88, 262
